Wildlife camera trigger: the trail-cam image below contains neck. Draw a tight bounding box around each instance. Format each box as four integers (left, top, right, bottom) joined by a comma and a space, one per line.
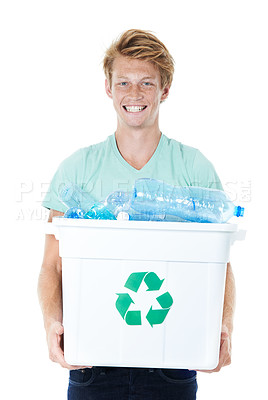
115, 124, 161, 170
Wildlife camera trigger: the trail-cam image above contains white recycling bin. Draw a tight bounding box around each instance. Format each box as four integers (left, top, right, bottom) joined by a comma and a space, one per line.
47, 217, 245, 370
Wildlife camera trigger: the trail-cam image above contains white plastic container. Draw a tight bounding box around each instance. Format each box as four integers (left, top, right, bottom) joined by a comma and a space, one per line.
48, 217, 245, 370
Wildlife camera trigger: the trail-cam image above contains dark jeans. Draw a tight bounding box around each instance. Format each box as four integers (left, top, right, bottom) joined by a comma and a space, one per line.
68, 367, 198, 400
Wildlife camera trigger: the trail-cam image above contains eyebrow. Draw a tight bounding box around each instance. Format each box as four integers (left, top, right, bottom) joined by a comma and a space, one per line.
116, 75, 156, 80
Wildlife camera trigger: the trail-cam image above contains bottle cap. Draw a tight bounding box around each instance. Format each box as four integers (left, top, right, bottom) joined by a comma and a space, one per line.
117, 212, 130, 221
234, 206, 245, 217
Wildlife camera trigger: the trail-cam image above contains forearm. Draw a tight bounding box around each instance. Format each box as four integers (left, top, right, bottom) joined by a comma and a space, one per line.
38, 263, 63, 332
222, 262, 236, 335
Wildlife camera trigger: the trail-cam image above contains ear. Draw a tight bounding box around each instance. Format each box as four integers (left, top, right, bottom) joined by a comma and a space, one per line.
160, 86, 170, 102
105, 79, 113, 99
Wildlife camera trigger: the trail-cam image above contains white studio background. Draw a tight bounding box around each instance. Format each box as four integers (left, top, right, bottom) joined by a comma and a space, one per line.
1, 1, 267, 399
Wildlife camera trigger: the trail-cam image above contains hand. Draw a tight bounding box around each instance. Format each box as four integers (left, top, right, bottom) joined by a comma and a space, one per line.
47, 321, 91, 370
195, 324, 232, 373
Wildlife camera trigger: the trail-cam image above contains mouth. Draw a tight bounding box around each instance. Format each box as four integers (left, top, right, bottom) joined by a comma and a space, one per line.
123, 105, 147, 113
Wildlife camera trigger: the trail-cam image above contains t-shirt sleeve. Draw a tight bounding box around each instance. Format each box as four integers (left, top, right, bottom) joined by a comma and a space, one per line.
42, 149, 85, 212
191, 150, 223, 190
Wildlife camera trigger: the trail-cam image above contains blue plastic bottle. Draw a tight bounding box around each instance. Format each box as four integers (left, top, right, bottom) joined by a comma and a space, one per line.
64, 207, 86, 219
130, 178, 244, 223
84, 203, 116, 220
59, 183, 116, 220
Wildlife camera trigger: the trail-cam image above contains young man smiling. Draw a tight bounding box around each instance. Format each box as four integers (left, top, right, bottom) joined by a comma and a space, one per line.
39, 29, 235, 400
105, 55, 169, 171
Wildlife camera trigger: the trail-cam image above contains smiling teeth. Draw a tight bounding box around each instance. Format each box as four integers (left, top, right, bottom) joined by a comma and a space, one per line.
125, 106, 146, 112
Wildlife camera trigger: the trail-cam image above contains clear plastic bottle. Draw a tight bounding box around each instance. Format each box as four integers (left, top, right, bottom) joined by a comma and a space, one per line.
105, 189, 186, 221
130, 178, 244, 223
59, 183, 95, 212
105, 191, 132, 217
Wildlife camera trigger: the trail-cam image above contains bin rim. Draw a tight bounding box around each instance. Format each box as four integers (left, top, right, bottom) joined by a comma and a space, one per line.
50, 216, 239, 233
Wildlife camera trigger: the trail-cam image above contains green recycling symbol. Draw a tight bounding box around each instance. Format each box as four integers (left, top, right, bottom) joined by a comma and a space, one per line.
115, 272, 173, 327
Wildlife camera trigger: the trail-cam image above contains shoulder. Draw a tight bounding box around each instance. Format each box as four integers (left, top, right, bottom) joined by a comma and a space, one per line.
58, 136, 110, 171
164, 134, 215, 166
81, 135, 111, 162
42, 136, 111, 212
58, 147, 84, 170
163, 134, 199, 161
163, 135, 222, 189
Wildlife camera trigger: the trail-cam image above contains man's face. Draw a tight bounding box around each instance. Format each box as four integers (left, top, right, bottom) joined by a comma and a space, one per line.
105, 56, 169, 130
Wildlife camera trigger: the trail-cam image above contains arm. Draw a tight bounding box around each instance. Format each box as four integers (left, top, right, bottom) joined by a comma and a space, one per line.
38, 209, 86, 369
215, 261, 236, 371
222, 261, 236, 336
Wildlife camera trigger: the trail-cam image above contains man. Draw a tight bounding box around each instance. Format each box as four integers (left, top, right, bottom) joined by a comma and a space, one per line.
38, 29, 234, 400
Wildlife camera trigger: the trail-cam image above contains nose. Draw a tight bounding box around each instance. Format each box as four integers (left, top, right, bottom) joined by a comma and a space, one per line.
127, 84, 143, 100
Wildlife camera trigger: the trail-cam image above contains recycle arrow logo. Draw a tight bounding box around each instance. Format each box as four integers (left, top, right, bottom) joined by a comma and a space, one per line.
115, 272, 173, 327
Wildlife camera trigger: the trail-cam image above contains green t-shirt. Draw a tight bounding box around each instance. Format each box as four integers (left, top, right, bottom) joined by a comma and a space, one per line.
42, 133, 223, 213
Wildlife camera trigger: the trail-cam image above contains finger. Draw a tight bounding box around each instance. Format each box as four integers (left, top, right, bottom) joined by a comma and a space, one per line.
220, 333, 229, 350
221, 332, 229, 340
48, 323, 93, 370
49, 333, 67, 365
55, 323, 64, 336
50, 340, 92, 370
221, 324, 229, 334
194, 332, 231, 373
217, 338, 230, 369
196, 339, 230, 373
54, 347, 75, 369
195, 366, 218, 373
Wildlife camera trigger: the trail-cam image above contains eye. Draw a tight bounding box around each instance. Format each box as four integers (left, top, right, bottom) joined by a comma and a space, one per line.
142, 82, 152, 86
119, 82, 128, 86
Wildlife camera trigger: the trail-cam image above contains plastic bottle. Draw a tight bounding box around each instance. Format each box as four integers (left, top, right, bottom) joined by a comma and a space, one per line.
105, 189, 186, 221
84, 203, 116, 220
130, 178, 244, 223
59, 183, 116, 220
105, 191, 132, 217
59, 183, 95, 212
105, 190, 161, 220
64, 207, 86, 219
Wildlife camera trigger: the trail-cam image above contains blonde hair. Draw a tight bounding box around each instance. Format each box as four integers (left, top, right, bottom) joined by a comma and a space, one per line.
103, 29, 175, 89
